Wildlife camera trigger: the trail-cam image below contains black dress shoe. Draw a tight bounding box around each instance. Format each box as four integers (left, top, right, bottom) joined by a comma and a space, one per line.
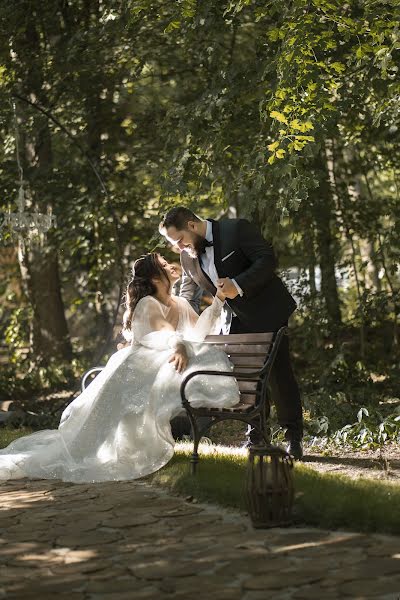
286, 439, 303, 461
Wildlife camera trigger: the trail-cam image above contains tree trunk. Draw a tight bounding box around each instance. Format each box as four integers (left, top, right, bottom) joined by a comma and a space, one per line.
365, 240, 381, 292
312, 154, 342, 327
326, 140, 366, 357
18, 241, 72, 363
309, 260, 317, 296
15, 14, 72, 365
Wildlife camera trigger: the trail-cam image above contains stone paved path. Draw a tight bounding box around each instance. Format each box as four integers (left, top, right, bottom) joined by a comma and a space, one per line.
0, 479, 399, 600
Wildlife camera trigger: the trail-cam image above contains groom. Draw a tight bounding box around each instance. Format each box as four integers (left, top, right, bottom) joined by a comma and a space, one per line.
159, 206, 303, 459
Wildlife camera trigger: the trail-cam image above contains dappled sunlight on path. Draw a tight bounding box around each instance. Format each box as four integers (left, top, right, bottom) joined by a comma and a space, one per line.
0, 477, 399, 599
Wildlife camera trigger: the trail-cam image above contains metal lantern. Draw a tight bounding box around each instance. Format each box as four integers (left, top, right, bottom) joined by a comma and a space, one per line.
245, 445, 294, 528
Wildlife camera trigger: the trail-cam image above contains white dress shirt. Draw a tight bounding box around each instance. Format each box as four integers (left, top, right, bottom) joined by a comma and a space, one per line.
200, 221, 243, 296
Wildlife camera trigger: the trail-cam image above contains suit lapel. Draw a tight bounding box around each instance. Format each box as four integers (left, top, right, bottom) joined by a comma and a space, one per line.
198, 263, 217, 295
211, 219, 221, 270
181, 252, 216, 295
181, 218, 236, 293
211, 219, 229, 278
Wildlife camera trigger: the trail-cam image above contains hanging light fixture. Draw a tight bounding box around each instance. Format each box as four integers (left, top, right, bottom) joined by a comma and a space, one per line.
0, 101, 56, 243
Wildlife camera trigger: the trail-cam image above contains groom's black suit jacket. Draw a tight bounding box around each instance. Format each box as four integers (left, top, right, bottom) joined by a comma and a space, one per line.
180, 218, 297, 332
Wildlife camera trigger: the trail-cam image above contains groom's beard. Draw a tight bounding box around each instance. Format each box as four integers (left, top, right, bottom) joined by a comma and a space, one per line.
183, 233, 206, 259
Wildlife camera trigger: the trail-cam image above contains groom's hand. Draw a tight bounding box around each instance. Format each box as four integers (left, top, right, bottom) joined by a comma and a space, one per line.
217, 278, 239, 299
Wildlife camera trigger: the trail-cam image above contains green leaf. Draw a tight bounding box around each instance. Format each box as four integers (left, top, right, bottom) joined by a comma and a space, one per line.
270, 111, 288, 124
331, 61, 345, 73
267, 28, 280, 42
164, 20, 181, 33
357, 408, 369, 423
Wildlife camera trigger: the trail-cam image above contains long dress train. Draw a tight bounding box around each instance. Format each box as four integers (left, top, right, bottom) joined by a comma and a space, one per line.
0, 296, 239, 483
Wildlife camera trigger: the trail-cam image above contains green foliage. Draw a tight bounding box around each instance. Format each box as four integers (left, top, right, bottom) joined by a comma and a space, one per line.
0, 427, 34, 449
158, 0, 400, 216
332, 407, 400, 449
0, 0, 400, 428
4, 306, 31, 362
5, 408, 60, 430
0, 359, 83, 400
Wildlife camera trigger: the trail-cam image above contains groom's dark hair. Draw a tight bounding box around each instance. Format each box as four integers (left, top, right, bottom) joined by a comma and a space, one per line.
159, 206, 201, 235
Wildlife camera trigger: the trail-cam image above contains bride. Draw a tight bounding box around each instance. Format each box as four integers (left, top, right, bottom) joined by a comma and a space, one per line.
0, 253, 240, 483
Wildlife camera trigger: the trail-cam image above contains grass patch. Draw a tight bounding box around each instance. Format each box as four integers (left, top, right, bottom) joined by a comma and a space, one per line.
2, 430, 399, 534
149, 442, 400, 535
0, 427, 33, 449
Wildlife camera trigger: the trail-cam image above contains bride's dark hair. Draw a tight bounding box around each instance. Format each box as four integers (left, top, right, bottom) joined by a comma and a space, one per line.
122, 253, 169, 341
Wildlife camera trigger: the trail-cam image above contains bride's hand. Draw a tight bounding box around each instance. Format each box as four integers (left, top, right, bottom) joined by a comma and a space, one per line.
216, 288, 226, 302
217, 278, 238, 300
168, 344, 188, 373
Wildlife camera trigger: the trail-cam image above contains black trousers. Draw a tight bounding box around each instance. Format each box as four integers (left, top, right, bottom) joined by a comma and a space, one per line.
230, 317, 303, 441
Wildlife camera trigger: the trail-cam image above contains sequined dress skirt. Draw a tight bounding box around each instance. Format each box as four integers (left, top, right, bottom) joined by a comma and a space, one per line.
0, 342, 239, 483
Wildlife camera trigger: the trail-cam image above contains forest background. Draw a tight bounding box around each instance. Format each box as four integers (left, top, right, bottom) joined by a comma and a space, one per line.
1, 0, 400, 447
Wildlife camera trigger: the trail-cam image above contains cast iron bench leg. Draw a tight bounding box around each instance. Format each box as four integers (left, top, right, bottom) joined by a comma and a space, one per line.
185, 411, 200, 475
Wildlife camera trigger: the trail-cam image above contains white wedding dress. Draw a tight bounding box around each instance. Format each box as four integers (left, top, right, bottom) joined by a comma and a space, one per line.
0, 296, 239, 483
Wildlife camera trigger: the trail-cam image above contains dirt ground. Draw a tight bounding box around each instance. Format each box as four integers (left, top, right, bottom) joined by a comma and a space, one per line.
211, 420, 400, 482
302, 444, 400, 482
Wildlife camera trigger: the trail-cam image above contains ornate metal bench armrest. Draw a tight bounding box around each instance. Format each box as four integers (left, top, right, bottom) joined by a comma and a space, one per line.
81, 366, 105, 392
179, 369, 263, 409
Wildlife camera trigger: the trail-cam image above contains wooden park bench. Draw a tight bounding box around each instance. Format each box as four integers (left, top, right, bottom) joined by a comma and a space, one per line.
81, 327, 288, 475
180, 327, 287, 474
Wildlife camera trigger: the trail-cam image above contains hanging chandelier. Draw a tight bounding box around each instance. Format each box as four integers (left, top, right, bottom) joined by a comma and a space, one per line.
1, 185, 56, 241
0, 101, 57, 243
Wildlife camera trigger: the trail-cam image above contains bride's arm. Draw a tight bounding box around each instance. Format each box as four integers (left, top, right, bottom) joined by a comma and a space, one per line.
180, 293, 226, 342
132, 297, 188, 371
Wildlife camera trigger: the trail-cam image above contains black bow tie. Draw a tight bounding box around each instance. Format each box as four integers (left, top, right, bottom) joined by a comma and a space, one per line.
201, 239, 213, 254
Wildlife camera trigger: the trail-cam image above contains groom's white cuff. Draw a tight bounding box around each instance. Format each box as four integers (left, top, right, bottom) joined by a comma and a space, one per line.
231, 279, 244, 297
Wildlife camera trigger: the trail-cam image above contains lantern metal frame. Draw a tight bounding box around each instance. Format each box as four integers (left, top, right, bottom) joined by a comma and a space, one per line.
245, 444, 294, 528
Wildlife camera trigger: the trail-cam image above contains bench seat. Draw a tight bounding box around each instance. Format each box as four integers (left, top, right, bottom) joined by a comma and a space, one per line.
180, 327, 287, 473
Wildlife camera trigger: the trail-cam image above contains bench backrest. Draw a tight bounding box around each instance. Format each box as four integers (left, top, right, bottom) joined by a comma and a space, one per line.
204, 332, 275, 408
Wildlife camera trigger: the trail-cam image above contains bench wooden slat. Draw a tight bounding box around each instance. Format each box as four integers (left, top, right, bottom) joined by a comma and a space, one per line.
239, 393, 258, 405
228, 355, 266, 368
238, 381, 259, 393
235, 367, 264, 375
205, 333, 274, 344
201, 403, 254, 414
214, 344, 271, 354
223, 404, 254, 413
